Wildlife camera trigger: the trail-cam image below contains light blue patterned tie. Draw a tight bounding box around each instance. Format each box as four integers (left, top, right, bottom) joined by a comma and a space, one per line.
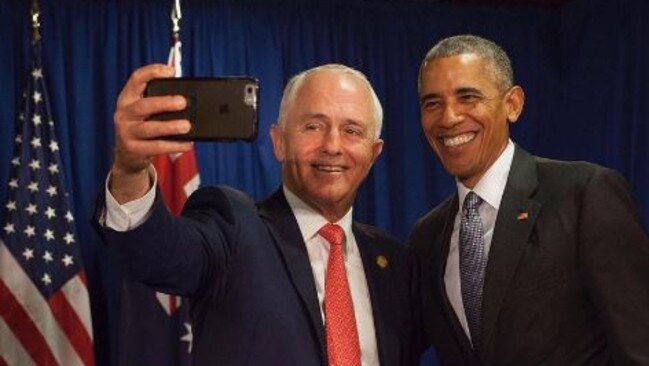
460, 191, 487, 351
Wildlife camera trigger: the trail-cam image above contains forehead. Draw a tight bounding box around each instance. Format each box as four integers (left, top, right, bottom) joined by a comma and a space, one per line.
295, 70, 368, 100
420, 54, 498, 93
288, 71, 374, 121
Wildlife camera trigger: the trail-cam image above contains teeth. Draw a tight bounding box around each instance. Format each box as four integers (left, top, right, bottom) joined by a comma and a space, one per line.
443, 133, 475, 147
315, 165, 343, 172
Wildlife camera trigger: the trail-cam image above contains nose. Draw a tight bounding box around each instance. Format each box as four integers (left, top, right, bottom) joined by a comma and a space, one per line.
440, 102, 463, 127
322, 128, 343, 155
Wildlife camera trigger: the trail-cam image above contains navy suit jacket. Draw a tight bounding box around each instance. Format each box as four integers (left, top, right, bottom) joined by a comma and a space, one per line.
98, 186, 422, 366
410, 146, 649, 366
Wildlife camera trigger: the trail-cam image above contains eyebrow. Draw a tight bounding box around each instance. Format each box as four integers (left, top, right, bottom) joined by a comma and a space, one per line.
299, 112, 329, 122
456, 87, 483, 95
420, 87, 484, 103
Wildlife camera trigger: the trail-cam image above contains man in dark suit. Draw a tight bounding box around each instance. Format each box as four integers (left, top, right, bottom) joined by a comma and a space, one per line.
96, 63, 422, 366
409, 34, 649, 366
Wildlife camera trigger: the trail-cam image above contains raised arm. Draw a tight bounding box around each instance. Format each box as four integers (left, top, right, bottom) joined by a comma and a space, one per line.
109, 64, 192, 204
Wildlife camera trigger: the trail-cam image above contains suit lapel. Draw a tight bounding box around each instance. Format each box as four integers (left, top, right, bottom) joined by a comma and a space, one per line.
258, 189, 327, 363
354, 225, 389, 363
481, 147, 541, 357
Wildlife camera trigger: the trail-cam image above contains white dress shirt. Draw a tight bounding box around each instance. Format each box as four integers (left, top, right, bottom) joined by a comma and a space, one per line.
283, 187, 379, 366
445, 139, 515, 340
103, 174, 379, 366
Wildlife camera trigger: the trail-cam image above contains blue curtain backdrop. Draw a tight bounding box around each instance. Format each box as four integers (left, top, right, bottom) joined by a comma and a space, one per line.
1, 0, 647, 364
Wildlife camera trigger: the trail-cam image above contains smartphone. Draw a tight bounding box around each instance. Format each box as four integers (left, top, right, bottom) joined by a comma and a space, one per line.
145, 77, 259, 141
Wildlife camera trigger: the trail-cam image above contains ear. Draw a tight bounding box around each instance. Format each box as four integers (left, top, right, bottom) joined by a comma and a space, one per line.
269, 123, 285, 162
504, 86, 525, 123
370, 139, 384, 164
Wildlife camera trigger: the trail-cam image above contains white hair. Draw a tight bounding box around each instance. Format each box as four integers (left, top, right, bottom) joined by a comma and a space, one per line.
277, 64, 383, 140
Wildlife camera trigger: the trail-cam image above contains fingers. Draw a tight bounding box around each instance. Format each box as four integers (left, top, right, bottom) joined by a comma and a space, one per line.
113, 64, 191, 174
117, 64, 175, 108
128, 119, 191, 140
115, 95, 186, 123
117, 136, 194, 161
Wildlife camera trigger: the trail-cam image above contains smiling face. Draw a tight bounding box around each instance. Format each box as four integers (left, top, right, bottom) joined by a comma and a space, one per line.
419, 53, 524, 188
270, 69, 383, 221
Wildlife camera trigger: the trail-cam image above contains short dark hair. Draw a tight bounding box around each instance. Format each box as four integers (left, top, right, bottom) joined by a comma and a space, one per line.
418, 34, 514, 93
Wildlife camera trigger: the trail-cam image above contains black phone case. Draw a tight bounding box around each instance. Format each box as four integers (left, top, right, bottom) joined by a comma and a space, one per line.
145, 77, 259, 141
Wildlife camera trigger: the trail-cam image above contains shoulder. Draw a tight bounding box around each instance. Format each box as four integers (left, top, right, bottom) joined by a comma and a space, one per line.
354, 222, 402, 248
182, 185, 259, 224
410, 195, 455, 239
533, 156, 628, 192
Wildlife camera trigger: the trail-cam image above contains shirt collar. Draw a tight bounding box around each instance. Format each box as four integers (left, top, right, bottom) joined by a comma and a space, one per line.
282, 186, 354, 244
457, 139, 515, 210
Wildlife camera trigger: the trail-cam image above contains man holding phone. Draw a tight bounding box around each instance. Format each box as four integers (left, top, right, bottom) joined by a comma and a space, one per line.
96, 64, 423, 366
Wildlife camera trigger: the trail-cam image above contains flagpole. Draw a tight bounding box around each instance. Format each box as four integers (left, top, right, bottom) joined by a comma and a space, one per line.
31, 0, 41, 43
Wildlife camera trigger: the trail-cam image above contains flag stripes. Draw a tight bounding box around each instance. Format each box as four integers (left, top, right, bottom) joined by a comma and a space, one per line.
0, 39, 94, 365
0, 244, 92, 366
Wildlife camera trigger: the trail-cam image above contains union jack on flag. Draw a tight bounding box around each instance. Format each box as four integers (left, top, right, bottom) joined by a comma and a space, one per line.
0, 42, 94, 365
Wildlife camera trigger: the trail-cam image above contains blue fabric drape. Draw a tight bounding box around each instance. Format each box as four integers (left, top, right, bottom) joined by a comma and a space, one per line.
1, 0, 647, 365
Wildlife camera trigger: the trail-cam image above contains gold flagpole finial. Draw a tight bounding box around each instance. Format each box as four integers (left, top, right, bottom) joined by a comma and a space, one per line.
31, 0, 41, 43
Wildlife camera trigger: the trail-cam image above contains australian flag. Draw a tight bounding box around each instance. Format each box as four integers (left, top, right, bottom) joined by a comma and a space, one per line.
115, 36, 195, 366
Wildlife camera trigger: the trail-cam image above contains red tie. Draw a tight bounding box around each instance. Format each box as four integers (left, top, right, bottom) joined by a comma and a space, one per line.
319, 223, 361, 366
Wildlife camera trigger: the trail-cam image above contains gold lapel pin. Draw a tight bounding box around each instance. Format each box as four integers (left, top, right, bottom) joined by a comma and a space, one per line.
376, 255, 388, 269
517, 211, 529, 221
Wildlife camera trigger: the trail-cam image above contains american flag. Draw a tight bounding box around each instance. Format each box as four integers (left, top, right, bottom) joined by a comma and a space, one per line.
116, 37, 197, 366
0, 42, 94, 365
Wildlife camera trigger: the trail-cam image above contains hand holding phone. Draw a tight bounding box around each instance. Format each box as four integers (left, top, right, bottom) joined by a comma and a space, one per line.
145, 77, 259, 141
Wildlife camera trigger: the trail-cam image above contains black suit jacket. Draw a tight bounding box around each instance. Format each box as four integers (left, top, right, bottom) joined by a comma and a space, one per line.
97, 186, 422, 366
410, 146, 649, 366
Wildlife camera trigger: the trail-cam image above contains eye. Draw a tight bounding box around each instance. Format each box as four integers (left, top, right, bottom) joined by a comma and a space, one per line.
344, 126, 363, 137
421, 99, 442, 111
458, 94, 481, 103
304, 121, 323, 131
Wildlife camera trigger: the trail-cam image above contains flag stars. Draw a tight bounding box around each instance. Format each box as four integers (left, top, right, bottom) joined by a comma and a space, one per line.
181, 322, 193, 353
62, 255, 74, 267
33, 91, 43, 104
49, 140, 59, 152
45, 206, 56, 219
32, 114, 42, 126
28, 181, 39, 193
29, 159, 41, 171
46, 185, 58, 197
25, 203, 38, 216
6, 200, 17, 211
32, 68, 43, 79
15, 135, 22, 144
22, 248, 34, 261
48, 163, 59, 175
19, 113, 25, 121
31, 137, 42, 148
11, 157, 20, 166
43, 251, 54, 263
42, 273, 52, 285
63, 232, 75, 245
8, 178, 18, 189
44, 229, 55, 241
3, 223, 15, 235
65, 211, 74, 223
24, 225, 36, 238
